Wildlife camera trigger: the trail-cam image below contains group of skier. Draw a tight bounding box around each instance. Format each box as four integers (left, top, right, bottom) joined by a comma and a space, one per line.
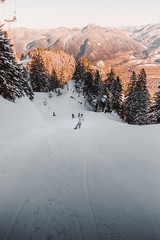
53, 112, 84, 129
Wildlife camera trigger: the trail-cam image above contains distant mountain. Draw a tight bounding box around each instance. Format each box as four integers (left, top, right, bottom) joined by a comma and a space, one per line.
131, 23, 160, 50
13, 24, 144, 63
13, 24, 160, 94
13, 28, 50, 54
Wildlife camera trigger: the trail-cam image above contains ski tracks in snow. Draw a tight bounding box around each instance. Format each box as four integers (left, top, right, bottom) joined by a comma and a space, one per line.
3, 197, 31, 240
83, 132, 127, 240
84, 136, 102, 240
43, 129, 101, 240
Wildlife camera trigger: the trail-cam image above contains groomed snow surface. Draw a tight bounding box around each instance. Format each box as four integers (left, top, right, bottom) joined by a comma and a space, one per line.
0, 81, 160, 240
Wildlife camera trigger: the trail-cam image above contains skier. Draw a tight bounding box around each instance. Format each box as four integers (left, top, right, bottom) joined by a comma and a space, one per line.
74, 114, 84, 129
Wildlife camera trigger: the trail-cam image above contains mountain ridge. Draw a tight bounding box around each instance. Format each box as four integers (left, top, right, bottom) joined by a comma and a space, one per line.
13, 23, 160, 94
13, 24, 144, 63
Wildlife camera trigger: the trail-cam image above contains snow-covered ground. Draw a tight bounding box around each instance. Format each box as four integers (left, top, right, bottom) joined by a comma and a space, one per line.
1, 81, 160, 240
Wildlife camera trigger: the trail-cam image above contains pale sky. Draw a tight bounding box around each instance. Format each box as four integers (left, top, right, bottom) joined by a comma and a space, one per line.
0, 0, 160, 29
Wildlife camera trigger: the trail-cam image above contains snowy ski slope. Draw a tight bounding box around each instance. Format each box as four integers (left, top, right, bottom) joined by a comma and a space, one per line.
0, 81, 160, 240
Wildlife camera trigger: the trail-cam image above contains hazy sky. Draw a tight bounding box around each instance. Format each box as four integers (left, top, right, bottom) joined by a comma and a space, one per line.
1, 0, 160, 29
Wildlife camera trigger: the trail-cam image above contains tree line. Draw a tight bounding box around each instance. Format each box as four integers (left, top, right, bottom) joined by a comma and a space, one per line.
0, 25, 160, 125
72, 58, 160, 125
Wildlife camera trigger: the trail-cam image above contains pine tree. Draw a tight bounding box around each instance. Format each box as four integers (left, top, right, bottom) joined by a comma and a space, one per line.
134, 69, 150, 125
111, 75, 123, 113
125, 69, 150, 125
102, 79, 111, 112
125, 71, 138, 124
150, 84, 160, 123
30, 53, 49, 92
0, 27, 23, 101
120, 101, 126, 121
83, 69, 94, 99
20, 66, 34, 100
106, 68, 116, 92
72, 59, 86, 95
92, 70, 105, 111
92, 70, 101, 97
49, 68, 60, 91
103, 68, 116, 112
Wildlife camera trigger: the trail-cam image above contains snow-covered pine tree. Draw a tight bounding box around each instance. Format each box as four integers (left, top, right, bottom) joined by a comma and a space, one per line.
125, 69, 150, 125
125, 71, 138, 124
111, 75, 123, 114
0, 27, 23, 101
72, 59, 86, 95
102, 79, 111, 112
106, 68, 116, 92
120, 101, 126, 121
134, 68, 150, 125
104, 68, 116, 112
29, 53, 49, 92
83, 68, 94, 104
91, 70, 102, 110
150, 84, 160, 123
92, 70, 101, 97
20, 66, 34, 100
49, 68, 60, 91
